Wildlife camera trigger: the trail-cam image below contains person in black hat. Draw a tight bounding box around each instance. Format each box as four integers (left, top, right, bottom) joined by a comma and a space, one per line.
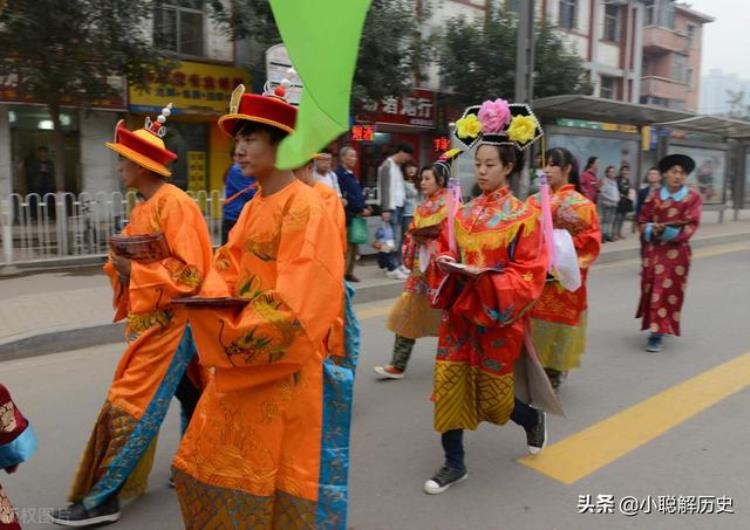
636, 153, 702, 353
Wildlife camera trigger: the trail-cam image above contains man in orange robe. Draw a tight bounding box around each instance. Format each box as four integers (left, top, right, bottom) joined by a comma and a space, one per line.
52, 109, 213, 527
172, 85, 346, 529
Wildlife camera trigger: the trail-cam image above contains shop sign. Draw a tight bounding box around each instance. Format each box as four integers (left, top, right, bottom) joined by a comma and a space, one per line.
0, 73, 127, 110
433, 136, 450, 152
187, 151, 207, 192
128, 61, 251, 114
265, 44, 303, 105
357, 89, 436, 128
351, 124, 374, 142
556, 118, 637, 134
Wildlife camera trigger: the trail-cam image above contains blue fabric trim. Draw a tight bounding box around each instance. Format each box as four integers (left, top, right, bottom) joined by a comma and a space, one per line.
660, 185, 688, 202
661, 226, 680, 241
0, 424, 37, 468
316, 281, 359, 529
82, 326, 196, 510
644, 223, 654, 242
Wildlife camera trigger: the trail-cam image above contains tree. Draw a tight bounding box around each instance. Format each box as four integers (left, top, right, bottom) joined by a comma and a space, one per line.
209, 0, 433, 112
726, 89, 749, 119
0, 0, 173, 191
438, 7, 591, 108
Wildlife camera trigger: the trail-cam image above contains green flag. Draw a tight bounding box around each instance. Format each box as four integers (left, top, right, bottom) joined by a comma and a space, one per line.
268, 0, 371, 170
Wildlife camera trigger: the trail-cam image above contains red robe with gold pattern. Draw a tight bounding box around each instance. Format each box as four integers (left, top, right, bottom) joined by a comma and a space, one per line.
429, 187, 549, 433
527, 184, 601, 326
637, 186, 702, 336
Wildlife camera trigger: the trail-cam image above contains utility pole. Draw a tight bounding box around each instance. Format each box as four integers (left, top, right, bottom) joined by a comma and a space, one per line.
514, 0, 536, 197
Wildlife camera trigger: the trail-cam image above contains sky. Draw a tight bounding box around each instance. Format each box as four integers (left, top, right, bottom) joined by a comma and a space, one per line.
685, 0, 750, 79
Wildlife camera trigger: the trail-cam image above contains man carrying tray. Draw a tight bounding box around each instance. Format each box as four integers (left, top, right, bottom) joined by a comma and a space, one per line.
170, 82, 346, 529
51, 106, 214, 527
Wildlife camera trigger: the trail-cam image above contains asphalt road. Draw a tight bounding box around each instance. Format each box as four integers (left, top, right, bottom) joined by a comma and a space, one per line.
1, 242, 748, 530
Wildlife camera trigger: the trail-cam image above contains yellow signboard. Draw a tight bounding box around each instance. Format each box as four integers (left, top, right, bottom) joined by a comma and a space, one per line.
129, 61, 251, 114
187, 151, 207, 192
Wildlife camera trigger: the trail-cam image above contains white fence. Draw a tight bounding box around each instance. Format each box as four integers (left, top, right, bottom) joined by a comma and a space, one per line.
0, 190, 223, 265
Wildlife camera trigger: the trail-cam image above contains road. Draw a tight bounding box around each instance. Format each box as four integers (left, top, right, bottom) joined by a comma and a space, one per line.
1, 242, 748, 530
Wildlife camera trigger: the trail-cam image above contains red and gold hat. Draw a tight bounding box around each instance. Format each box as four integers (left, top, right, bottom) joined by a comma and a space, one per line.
105, 104, 177, 177
218, 82, 297, 137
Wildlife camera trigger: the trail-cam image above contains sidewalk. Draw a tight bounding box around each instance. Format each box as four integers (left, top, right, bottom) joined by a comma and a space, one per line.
2, 214, 748, 360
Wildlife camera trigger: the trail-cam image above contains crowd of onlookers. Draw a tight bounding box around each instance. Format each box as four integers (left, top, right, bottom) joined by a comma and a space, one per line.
579, 156, 662, 243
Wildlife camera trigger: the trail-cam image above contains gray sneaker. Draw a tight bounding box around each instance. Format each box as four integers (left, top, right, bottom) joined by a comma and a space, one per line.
423, 465, 468, 495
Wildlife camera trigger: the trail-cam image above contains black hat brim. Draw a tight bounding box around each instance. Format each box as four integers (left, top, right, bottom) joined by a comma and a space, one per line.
659, 154, 695, 175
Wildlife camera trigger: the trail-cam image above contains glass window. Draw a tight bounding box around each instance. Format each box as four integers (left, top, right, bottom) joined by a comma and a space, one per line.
687, 24, 696, 48
559, 0, 577, 30
154, 1, 205, 57
9, 106, 81, 195
672, 54, 688, 83
644, 1, 655, 25
163, 121, 209, 191
603, 4, 620, 42
600, 76, 617, 99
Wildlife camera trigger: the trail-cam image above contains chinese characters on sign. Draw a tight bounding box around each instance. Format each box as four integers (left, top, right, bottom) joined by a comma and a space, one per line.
128, 61, 251, 114
357, 89, 436, 128
352, 125, 374, 142
577, 494, 735, 517
187, 151, 207, 192
433, 137, 450, 152
0, 73, 127, 110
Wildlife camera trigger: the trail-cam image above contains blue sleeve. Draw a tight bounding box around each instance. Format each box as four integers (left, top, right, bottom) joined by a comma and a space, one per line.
223, 168, 242, 197
644, 223, 653, 242
0, 424, 37, 468
661, 226, 680, 242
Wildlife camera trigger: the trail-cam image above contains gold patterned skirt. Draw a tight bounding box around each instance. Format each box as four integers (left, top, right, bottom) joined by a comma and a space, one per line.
386, 292, 441, 340
530, 312, 588, 372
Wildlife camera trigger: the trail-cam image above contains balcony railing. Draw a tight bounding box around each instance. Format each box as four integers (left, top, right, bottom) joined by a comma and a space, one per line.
640, 76, 689, 101
642, 26, 689, 54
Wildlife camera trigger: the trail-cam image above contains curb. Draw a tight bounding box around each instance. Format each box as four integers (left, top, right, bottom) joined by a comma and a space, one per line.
1, 231, 747, 361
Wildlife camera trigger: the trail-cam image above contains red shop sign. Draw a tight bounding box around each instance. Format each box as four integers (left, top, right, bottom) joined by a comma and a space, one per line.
356, 89, 436, 128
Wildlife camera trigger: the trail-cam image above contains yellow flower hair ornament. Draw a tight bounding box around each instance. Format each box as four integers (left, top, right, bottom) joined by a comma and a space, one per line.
455, 114, 482, 141
507, 114, 538, 145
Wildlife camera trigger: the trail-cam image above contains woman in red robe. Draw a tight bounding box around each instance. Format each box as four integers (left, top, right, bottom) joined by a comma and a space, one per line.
637, 154, 702, 352
526, 147, 601, 389
424, 99, 550, 495
374, 154, 455, 379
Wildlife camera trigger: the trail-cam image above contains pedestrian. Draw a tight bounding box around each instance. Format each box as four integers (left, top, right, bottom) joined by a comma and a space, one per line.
527, 147, 602, 390
378, 143, 413, 271
400, 160, 420, 274
171, 84, 347, 528
597, 165, 620, 242
636, 154, 702, 353
25, 146, 55, 218
579, 156, 601, 203
221, 146, 257, 244
52, 108, 213, 527
336, 146, 372, 282
313, 150, 342, 196
373, 154, 455, 380
613, 164, 634, 240
424, 98, 553, 495
373, 216, 405, 279
0, 383, 38, 530
636, 166, 662, 217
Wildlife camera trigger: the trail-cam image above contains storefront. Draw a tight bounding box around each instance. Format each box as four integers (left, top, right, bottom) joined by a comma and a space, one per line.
127, 60, 251, 193
350, 89, 440, 191
0, 75, 126, 196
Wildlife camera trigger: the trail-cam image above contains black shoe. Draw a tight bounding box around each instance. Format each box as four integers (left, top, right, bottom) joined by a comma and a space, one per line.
423, 465, 468, 495
544, 368, 562, 390
344, 274, 361, 283
525, 410, 547, 455
50, 497, 120, 527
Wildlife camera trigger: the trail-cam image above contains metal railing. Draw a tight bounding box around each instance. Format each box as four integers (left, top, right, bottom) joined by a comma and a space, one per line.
0, 190, 223, 265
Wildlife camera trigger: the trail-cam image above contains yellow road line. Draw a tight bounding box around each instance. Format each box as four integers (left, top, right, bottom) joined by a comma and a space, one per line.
519, 350, 750, 484
356, 305, 392, 321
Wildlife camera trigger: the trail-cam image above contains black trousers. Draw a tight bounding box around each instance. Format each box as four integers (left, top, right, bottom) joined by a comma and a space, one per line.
441, 399, 539, 470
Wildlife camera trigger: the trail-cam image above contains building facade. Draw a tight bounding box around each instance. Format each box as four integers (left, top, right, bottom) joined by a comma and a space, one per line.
640, 0, 713, 112
0, 0, 243, 196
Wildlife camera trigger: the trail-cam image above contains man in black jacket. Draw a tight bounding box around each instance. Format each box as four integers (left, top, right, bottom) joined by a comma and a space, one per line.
336, 146, 371, 282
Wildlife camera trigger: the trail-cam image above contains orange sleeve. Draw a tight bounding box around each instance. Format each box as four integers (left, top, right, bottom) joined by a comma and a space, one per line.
572, 202, 602, 270
196, 195, 345, 391
128, 197, 212, 314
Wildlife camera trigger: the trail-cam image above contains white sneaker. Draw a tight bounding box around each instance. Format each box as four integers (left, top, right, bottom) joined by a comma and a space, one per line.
373, 365, 405, 380
386, 269, 408, 280
398, 265, 411, 275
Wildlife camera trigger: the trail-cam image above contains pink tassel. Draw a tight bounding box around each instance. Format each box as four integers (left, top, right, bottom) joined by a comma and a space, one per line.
538, 173, 557, 272
447, 176, 462, 255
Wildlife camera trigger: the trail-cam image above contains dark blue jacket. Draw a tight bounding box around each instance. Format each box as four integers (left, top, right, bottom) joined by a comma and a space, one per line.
336, 165, 366, 226
222, 164, 257, 222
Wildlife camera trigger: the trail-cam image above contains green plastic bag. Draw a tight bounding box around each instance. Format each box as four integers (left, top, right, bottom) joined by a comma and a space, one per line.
348, 217, 369, 245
